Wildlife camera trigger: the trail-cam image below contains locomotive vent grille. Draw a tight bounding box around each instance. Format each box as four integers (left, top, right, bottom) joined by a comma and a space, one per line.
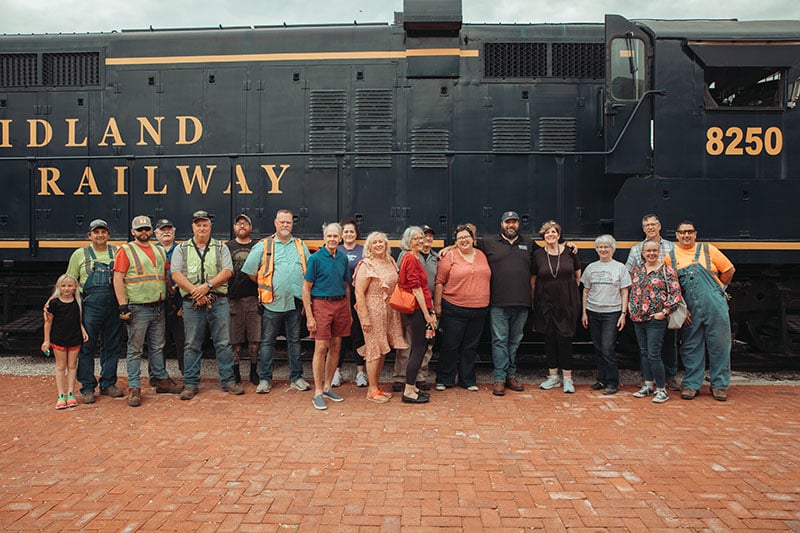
552, 43, 604, 79
354, 89, 393, 168
42, 52, 100, 86
411, 129, 450, 169
0, 54, 38, 87
485, 43, 546, 78
492, 118, 531, 152
485, 42, 604, 79
538, 117, 577, 152
309, 90, 347, 169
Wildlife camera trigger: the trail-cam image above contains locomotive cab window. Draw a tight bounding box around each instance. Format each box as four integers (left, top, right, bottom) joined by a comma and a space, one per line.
609, 37, 646, 101
704, 67, 784, 109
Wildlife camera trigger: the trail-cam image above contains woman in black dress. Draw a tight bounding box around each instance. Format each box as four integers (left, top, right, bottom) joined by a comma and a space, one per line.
531, 221, 582, 393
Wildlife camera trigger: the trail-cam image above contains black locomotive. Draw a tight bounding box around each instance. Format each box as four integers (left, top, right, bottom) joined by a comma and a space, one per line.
1, 0, 798, 352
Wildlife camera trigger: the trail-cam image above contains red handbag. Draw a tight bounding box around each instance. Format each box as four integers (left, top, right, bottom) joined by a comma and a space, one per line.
389, 284, 415, 314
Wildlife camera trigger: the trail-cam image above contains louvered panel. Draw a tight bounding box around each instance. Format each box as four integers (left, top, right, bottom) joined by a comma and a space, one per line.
354, 130, 392, 168
42, 52, 100, 86
411, 129, 449, 169
492, 118, 531, 152
538, 117, 577, 152
309, 131, 346, 169
309, 90, 347, 129
354, 89, 393, 128
0, 54, 38, 87
484, 43, 546, 78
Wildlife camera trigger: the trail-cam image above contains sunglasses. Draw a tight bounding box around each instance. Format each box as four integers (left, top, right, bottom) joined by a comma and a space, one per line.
135, 227, 152, 232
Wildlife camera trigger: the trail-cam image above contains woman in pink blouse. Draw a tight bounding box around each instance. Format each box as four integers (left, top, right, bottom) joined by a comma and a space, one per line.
433, 224, 491, 391
628, 240, 683, 403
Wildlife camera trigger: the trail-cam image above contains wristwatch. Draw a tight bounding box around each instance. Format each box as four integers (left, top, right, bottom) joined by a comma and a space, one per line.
206, 281, 214, 290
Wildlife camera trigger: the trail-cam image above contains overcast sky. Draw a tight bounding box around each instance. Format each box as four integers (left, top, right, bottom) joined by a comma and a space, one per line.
1, 0, 796, 34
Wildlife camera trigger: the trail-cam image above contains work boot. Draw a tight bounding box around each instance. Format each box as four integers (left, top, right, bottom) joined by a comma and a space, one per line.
155, 377, 182, 394
249, 362, 258, 385
233, 363, 242, 384
128, 388, 141, 407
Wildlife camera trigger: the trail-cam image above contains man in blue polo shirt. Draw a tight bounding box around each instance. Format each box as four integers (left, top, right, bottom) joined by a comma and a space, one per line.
302, 222, 352, 410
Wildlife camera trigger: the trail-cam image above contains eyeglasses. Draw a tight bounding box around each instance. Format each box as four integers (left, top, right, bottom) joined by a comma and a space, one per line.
411, 236, 424, 241
234, 222, 250, 226
643, 223, 659, 228
676, 229, 696, 234
134, 227, 152, 232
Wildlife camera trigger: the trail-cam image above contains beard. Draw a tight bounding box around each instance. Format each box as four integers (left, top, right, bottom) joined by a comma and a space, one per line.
501, 227, 518, 240
135, 233, 150, 243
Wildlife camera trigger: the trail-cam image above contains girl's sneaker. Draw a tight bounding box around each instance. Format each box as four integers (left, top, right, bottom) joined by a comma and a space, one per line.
563, 378, 575, 394
632, 385, 654, 398
55, 395, 68, 410
652, 389, 670, 403
540, 375, 561, 390
66, 393, 78, 408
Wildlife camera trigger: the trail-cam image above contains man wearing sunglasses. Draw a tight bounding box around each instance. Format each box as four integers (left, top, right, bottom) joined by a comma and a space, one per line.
113, 215, 183, 407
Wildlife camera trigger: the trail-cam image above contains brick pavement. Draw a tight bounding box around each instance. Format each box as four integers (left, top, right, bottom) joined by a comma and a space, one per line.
1, 372, 799, 531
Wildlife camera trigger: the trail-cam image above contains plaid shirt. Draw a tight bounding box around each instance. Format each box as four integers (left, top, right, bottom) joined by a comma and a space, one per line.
625, 238, 675, 271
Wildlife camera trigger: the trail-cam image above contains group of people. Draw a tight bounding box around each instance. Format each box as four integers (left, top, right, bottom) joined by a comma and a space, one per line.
41, 208, 735, 411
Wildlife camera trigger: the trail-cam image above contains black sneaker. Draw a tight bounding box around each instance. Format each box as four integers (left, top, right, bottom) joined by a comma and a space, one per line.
603, 385, 619, 395
590, 382, 605, 391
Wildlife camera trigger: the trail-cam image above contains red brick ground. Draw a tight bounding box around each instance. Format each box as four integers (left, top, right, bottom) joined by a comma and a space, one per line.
1, 374, 798, 531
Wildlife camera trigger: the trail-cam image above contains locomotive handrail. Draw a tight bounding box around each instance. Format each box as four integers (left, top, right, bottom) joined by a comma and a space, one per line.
0, 90, 668, 163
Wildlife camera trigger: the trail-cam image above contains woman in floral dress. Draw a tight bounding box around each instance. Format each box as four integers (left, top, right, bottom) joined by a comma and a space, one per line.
354, 232, 408, 403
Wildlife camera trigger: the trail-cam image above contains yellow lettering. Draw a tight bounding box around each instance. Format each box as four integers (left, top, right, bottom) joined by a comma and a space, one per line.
262, 164, 290, 194
176, 116, 202, 145
137, 116, 163, 146
38, 167, 64, 195
177, 165, 216, 194
0, 119, 11, 147
28, 119, 53, 148
114, 166, 128, 195
223, 164, 254, 195
144, 165, 167, 195
65, 118, 88, 147
74, 167, 102, 195
97, 117, 125, 146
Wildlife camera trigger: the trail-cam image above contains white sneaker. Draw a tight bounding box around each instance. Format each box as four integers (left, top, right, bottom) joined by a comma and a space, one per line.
652, 389, 670, 403
355, 371, 368, 387
562, 378, 575, 394
331, 369, 343, 388
291, 377, 311, 391
256, 380, 271, 394
540, 374, 561, 390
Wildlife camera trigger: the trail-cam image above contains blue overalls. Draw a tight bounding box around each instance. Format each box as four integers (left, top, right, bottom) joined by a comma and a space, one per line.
670, 245, 731, 391
76, 246, 122, 394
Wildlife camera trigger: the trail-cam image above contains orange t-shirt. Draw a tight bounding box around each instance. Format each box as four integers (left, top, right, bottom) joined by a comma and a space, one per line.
664, 243, 733, 287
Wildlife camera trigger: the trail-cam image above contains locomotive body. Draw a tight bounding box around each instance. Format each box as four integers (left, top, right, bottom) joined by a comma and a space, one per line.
1, 0, 798, 351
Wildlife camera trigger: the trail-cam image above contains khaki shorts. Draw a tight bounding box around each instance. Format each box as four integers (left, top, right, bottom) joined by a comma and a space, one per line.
229, 296, 261, 344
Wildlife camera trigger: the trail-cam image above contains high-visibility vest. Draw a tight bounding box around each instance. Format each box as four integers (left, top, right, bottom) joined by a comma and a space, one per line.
256, 235, 307, 304
121, 242, 168, 304
178, 238, 228, 296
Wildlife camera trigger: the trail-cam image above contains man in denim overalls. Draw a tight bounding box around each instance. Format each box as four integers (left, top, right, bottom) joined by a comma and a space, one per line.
66, 219, 123, 404
666, 221, 735, 402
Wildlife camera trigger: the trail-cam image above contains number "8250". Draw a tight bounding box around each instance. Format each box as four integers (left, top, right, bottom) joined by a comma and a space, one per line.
705, 126, 783, 156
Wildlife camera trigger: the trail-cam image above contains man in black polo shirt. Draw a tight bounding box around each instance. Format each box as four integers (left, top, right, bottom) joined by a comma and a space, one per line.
476, 211, 533, 396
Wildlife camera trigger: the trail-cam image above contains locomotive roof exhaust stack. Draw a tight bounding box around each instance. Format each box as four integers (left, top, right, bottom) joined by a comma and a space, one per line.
403, 0, 462, 34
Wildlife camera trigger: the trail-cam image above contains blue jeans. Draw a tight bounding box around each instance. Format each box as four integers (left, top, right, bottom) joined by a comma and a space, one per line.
436, 300, 488, 388
77, 293, 122, 394
258, 306, 304, 383
587, 310, 620, 387
633, 319, 668, 389
489, 306, 528, 382
182, 298, 236, 387
677, 264, 732, 390
125, 304, 169, 389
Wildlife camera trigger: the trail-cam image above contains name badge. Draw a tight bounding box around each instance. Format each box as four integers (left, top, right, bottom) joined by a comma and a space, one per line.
518, 245, 528, 250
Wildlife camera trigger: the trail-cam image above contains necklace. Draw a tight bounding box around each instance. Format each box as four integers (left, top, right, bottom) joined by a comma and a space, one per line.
546, 247, 561, 278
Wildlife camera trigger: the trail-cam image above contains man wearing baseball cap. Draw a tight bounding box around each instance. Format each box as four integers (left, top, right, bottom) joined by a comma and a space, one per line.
113, 215, 183, 406
171, 210, 243, 399
225, 213, 261, 384
67, 218, 123, 403
155, 218, 185, 374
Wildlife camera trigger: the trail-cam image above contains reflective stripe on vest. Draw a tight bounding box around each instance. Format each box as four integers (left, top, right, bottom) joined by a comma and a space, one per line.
256, 235, 306, 304
178, 238, 228, 296
122, 242, 167, 304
